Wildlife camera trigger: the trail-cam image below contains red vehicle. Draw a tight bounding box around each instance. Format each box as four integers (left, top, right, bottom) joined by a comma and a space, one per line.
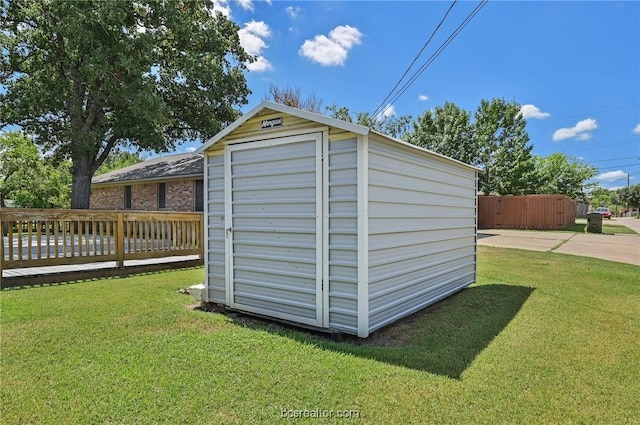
594, 207, 612, 219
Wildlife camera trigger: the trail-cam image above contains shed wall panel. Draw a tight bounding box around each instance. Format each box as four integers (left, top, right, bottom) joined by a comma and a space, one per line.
367, 136, 477, 332
229, 136, 320, 325
206, 154, 226, 302
327, 137, 359, 333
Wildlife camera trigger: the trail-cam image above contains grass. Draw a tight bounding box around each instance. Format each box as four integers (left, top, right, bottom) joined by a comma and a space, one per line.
1, 249, 639, 424
566, 218, 637, 235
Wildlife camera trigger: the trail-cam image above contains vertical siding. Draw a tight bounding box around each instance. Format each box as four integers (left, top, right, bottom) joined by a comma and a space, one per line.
478, 195, 576, 230
207, 153, 226, 303
327, 137, 359, 333
367, 136, 477, 332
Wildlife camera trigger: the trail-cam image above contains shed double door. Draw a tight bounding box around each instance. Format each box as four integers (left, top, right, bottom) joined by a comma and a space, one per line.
225, 132, 325, 327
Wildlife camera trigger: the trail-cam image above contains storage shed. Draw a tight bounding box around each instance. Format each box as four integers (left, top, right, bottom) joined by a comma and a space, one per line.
195, 101, 478, 337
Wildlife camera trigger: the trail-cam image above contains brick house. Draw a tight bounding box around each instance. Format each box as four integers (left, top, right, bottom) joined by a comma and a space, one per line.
90, 153, 204, 212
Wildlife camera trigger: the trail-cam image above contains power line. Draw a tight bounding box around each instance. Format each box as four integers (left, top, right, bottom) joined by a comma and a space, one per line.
371, 0, 487, 118
373, 0, 488, 117
587, 156, 638, 164
560, 139, 638, 154
370, 0, 458, 118
546, 104, 640, 123
596, 163, 639, 171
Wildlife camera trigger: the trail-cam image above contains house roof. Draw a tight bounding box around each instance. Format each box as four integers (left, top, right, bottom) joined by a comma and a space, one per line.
91, 153, 203, 186
194, 101, 478, 171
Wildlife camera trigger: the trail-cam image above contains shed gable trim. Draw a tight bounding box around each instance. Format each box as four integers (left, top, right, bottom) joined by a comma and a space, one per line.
195, 101, 369, 154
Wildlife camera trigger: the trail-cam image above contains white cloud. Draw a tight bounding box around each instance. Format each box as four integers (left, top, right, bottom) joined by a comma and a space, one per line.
236, 0, 253, 11
519, 104, 550, 120
552, 118, 598, 142
299, 25, 362, 66
595, 170, 626, 182
211, 0, 232, 18
286, 6, 301, 18
238, 20, 273, 72
375, 104, 395, 122
633, 123, 640, 134
185, 146, 197, 153
575, 133, 592, 141
247, 56, 272, 72
382, 104, 395, 118
418, 94, 429, 102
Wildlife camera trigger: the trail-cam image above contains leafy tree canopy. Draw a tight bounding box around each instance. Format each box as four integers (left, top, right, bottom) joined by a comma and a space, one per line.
326, 104, 412, 140
408, 98, 535, 195
408, 101, 476, 166
96, 150, 146, 176
474, 98, 535, 196
617, 184, 640, 215
589, 187, 616, 208
0, 132, 71, 208
1, 0, 251, 208
532, 153, 597, 200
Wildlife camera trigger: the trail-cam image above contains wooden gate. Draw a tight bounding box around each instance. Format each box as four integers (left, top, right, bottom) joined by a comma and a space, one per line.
478, 195, 576, 230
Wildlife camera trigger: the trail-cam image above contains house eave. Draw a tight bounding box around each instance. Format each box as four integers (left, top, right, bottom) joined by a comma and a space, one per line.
91, 174, 203, 187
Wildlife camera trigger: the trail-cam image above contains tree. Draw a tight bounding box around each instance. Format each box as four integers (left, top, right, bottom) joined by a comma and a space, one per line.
474, 98, 535, 195
532, 153, 597, 200
0, 132, 71, 208
617, 184, 640, 216
264, 84, 324, 114
1, 0, 251, 208
96, 150, 146, 176
408, 101, 476, 165
326, 104, 412, 139
589, 187, 615, 208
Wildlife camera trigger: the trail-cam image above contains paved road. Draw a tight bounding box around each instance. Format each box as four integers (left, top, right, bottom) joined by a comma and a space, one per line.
478, 217, 640, 266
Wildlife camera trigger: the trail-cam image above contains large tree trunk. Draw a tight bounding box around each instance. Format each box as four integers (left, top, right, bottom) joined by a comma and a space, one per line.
70, 154, 94, 209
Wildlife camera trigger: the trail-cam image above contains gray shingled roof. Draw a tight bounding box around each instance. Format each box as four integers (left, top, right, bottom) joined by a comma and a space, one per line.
92, 153, 203, 185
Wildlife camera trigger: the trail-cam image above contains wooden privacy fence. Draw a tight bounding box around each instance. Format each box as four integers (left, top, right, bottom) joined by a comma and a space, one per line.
1, 208, 203, 272
478, 195, 576, 230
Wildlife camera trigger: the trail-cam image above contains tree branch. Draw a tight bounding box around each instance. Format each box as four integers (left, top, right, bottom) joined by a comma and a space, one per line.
91, 133, 118, 174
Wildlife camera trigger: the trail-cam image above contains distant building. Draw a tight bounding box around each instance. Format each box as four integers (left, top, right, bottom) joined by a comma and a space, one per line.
90, 153, 203, 212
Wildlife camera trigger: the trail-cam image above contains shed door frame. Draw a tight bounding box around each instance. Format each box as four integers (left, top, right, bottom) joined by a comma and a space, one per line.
224, 132, 326, 327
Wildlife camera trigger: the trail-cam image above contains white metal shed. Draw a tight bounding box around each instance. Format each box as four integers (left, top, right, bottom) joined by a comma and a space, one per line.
195, 101, 478, 337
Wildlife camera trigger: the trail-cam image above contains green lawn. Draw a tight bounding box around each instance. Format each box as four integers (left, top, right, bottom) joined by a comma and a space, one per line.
567, 218, 637, 235
1, 248, 639, 424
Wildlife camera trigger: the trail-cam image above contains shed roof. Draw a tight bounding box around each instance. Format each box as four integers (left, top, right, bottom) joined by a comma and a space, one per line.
194, 101, 477, 171
91, 153, 203, 186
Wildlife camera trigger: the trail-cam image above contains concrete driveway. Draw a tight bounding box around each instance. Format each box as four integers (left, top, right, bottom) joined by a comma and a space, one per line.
478, 217, 640, 266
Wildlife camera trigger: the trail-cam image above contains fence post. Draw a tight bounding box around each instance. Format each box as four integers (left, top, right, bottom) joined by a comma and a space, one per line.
116, 211, 125, 268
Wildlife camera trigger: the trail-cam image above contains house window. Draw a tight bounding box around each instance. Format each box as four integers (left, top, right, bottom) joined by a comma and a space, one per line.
195, 180, 204, 212
158, 183, 166, 209
124, 186, 132, 209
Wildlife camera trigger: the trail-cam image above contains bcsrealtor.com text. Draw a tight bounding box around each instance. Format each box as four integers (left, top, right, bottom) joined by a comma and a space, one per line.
281, 408, 361, 419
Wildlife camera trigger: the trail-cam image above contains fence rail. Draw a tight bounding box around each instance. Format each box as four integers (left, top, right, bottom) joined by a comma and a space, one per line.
478, 195, 576, 230
1, 208, 203, 272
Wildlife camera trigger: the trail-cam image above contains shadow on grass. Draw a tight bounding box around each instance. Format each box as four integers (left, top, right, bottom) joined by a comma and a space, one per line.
202, 283, 533, 379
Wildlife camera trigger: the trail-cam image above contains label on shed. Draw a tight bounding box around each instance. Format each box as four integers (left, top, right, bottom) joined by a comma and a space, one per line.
261, 117, 283, 130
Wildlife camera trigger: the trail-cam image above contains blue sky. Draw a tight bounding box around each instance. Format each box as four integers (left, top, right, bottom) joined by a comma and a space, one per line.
177, 0, 640, 190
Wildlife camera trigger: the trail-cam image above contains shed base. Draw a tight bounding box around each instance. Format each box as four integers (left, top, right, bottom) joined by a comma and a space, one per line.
198, 302, 349, 341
